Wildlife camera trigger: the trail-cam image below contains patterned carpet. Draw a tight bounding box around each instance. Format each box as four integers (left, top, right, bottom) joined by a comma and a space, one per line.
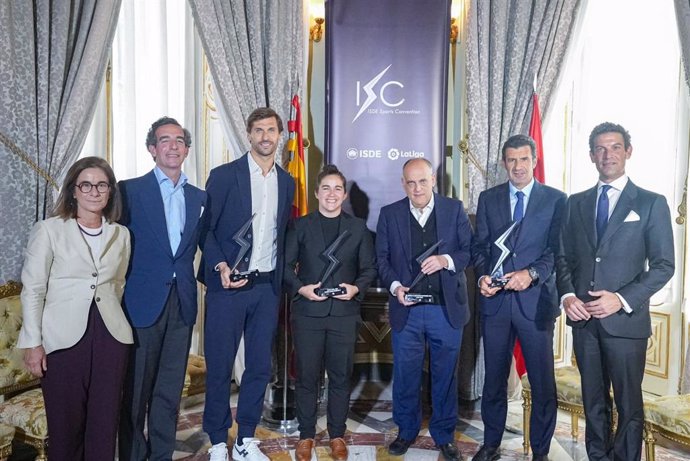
169, 381, 687, 461
8, 381, 689, 460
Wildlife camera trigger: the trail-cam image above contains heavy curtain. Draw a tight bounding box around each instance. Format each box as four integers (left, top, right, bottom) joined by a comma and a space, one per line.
675, 0, 690, 89
465, 0, 582, 211
674, 0, 690, 393
188, 0, 304, 163
0, 0, 121, 284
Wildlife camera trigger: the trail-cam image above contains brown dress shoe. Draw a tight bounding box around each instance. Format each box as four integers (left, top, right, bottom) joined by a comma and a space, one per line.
329, 437, 348, 460
295, 438, 315, 461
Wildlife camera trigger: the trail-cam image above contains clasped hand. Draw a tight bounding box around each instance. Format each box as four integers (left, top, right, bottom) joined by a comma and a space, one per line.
479, 269, 532, 297
218, 262, 249, 289
298, 282, 359, 301
563, 290, 622, 321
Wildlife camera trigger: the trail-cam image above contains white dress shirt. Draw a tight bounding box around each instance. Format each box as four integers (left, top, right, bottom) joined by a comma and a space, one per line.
247, 153, 278, 272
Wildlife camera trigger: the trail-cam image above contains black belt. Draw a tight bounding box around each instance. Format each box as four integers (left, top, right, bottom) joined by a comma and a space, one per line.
253, 271, 274, 284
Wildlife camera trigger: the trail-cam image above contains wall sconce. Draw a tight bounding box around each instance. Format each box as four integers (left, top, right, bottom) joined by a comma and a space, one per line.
450, 18, 458, 44
310, 2, 325, 42
450, 1, 461, 44
310, 17, 324, 42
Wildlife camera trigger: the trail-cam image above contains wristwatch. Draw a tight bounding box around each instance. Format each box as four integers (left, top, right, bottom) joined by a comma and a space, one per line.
527, 267, 539, 284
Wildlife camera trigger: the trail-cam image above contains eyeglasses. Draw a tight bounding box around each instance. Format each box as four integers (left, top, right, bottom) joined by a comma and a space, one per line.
76, 182, 111, 194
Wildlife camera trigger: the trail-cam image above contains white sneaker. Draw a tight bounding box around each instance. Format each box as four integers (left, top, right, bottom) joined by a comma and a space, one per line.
232, 437, 269, 461
208, 442, 229, 461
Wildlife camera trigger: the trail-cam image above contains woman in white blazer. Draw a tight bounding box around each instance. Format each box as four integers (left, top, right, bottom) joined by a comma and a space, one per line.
17, 156, 133, 461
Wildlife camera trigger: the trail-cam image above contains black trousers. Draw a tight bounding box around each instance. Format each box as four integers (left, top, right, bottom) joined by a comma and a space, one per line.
292, 314, 360, 439
573, 319, 647, 461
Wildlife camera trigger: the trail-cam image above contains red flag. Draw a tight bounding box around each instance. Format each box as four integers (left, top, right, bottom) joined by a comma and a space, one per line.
287, 95, 307, 218
529, 92, 545, 183
512, 92, 546, 379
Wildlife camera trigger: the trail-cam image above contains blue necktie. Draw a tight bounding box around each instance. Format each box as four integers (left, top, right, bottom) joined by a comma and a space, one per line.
513, 191, 525, 222
596, 185, 611, 242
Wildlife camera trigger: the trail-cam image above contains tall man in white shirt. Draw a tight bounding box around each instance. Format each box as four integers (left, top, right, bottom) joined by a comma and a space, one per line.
199, 108, 295, 461
119, 117, 207, 461
557, 122, 674, 460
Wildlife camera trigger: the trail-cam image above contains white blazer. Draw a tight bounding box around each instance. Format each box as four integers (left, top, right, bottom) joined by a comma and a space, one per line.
17, 216, 133, 354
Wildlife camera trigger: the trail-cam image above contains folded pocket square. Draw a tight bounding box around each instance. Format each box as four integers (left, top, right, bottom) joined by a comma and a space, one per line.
199, 206, 205, 218
624, 210, 640, 222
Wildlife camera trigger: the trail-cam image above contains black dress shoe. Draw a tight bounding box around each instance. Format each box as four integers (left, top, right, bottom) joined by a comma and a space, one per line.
472, 444, 500, 461
439, 442, 464, 461
532, 455, 549, 461
388, 436, 414, 456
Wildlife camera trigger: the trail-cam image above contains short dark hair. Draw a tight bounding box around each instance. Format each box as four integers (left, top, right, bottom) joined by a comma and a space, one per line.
315, 164, 347, 191
588, 122, 631, 152
501, 134, 536, 161
145, 116, 192, 148
53, 156, 122, 222
246, 107, 284, 133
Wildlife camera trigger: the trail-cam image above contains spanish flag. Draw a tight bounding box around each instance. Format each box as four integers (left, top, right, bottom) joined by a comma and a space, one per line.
287, 95, 307, 218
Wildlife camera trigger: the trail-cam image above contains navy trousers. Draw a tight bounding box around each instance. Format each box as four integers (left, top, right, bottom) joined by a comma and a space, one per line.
480, 299, 557, 455
204, 282, 279, 445
391, 304, 462, 445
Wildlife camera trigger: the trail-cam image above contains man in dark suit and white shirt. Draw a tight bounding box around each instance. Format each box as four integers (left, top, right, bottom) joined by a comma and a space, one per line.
119, 117, 207, 461
472, 134, 566, 461
557, 122, 674, 461
376, 158, 472, 461
284, 164, 377, 461
200, 108, 294, 461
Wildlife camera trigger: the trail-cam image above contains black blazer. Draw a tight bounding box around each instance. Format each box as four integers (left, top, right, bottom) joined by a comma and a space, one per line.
556, 180, 675, 338
283, 211, 377, 317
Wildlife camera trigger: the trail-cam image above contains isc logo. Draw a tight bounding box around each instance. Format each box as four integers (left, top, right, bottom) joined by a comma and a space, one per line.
352, 65, 405, 123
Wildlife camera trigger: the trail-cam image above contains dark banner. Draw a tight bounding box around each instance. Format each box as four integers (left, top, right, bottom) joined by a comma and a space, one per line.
325, 0, 451, 230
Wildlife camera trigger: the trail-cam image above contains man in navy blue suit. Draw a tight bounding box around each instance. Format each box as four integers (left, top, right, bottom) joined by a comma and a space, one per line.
376, 158, 472, 461
471, 134, 566, 461
118, 116, 207, 461
200, 108, 294, 461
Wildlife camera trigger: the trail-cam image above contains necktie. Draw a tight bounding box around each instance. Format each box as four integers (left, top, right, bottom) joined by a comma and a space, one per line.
596, 184, 612, 242
513, 191, 525, 222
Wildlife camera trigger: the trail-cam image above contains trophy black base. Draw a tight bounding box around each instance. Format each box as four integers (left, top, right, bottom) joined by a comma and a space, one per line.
231, 270, 259, 282
404, 293, 434, 304
262, 384, 298, 431
490, 277, 509, 288
315, 286, 346, 297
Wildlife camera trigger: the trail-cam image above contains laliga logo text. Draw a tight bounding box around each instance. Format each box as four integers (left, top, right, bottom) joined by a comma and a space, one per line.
387, 148, 425, 161
352, 64, 404, 123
